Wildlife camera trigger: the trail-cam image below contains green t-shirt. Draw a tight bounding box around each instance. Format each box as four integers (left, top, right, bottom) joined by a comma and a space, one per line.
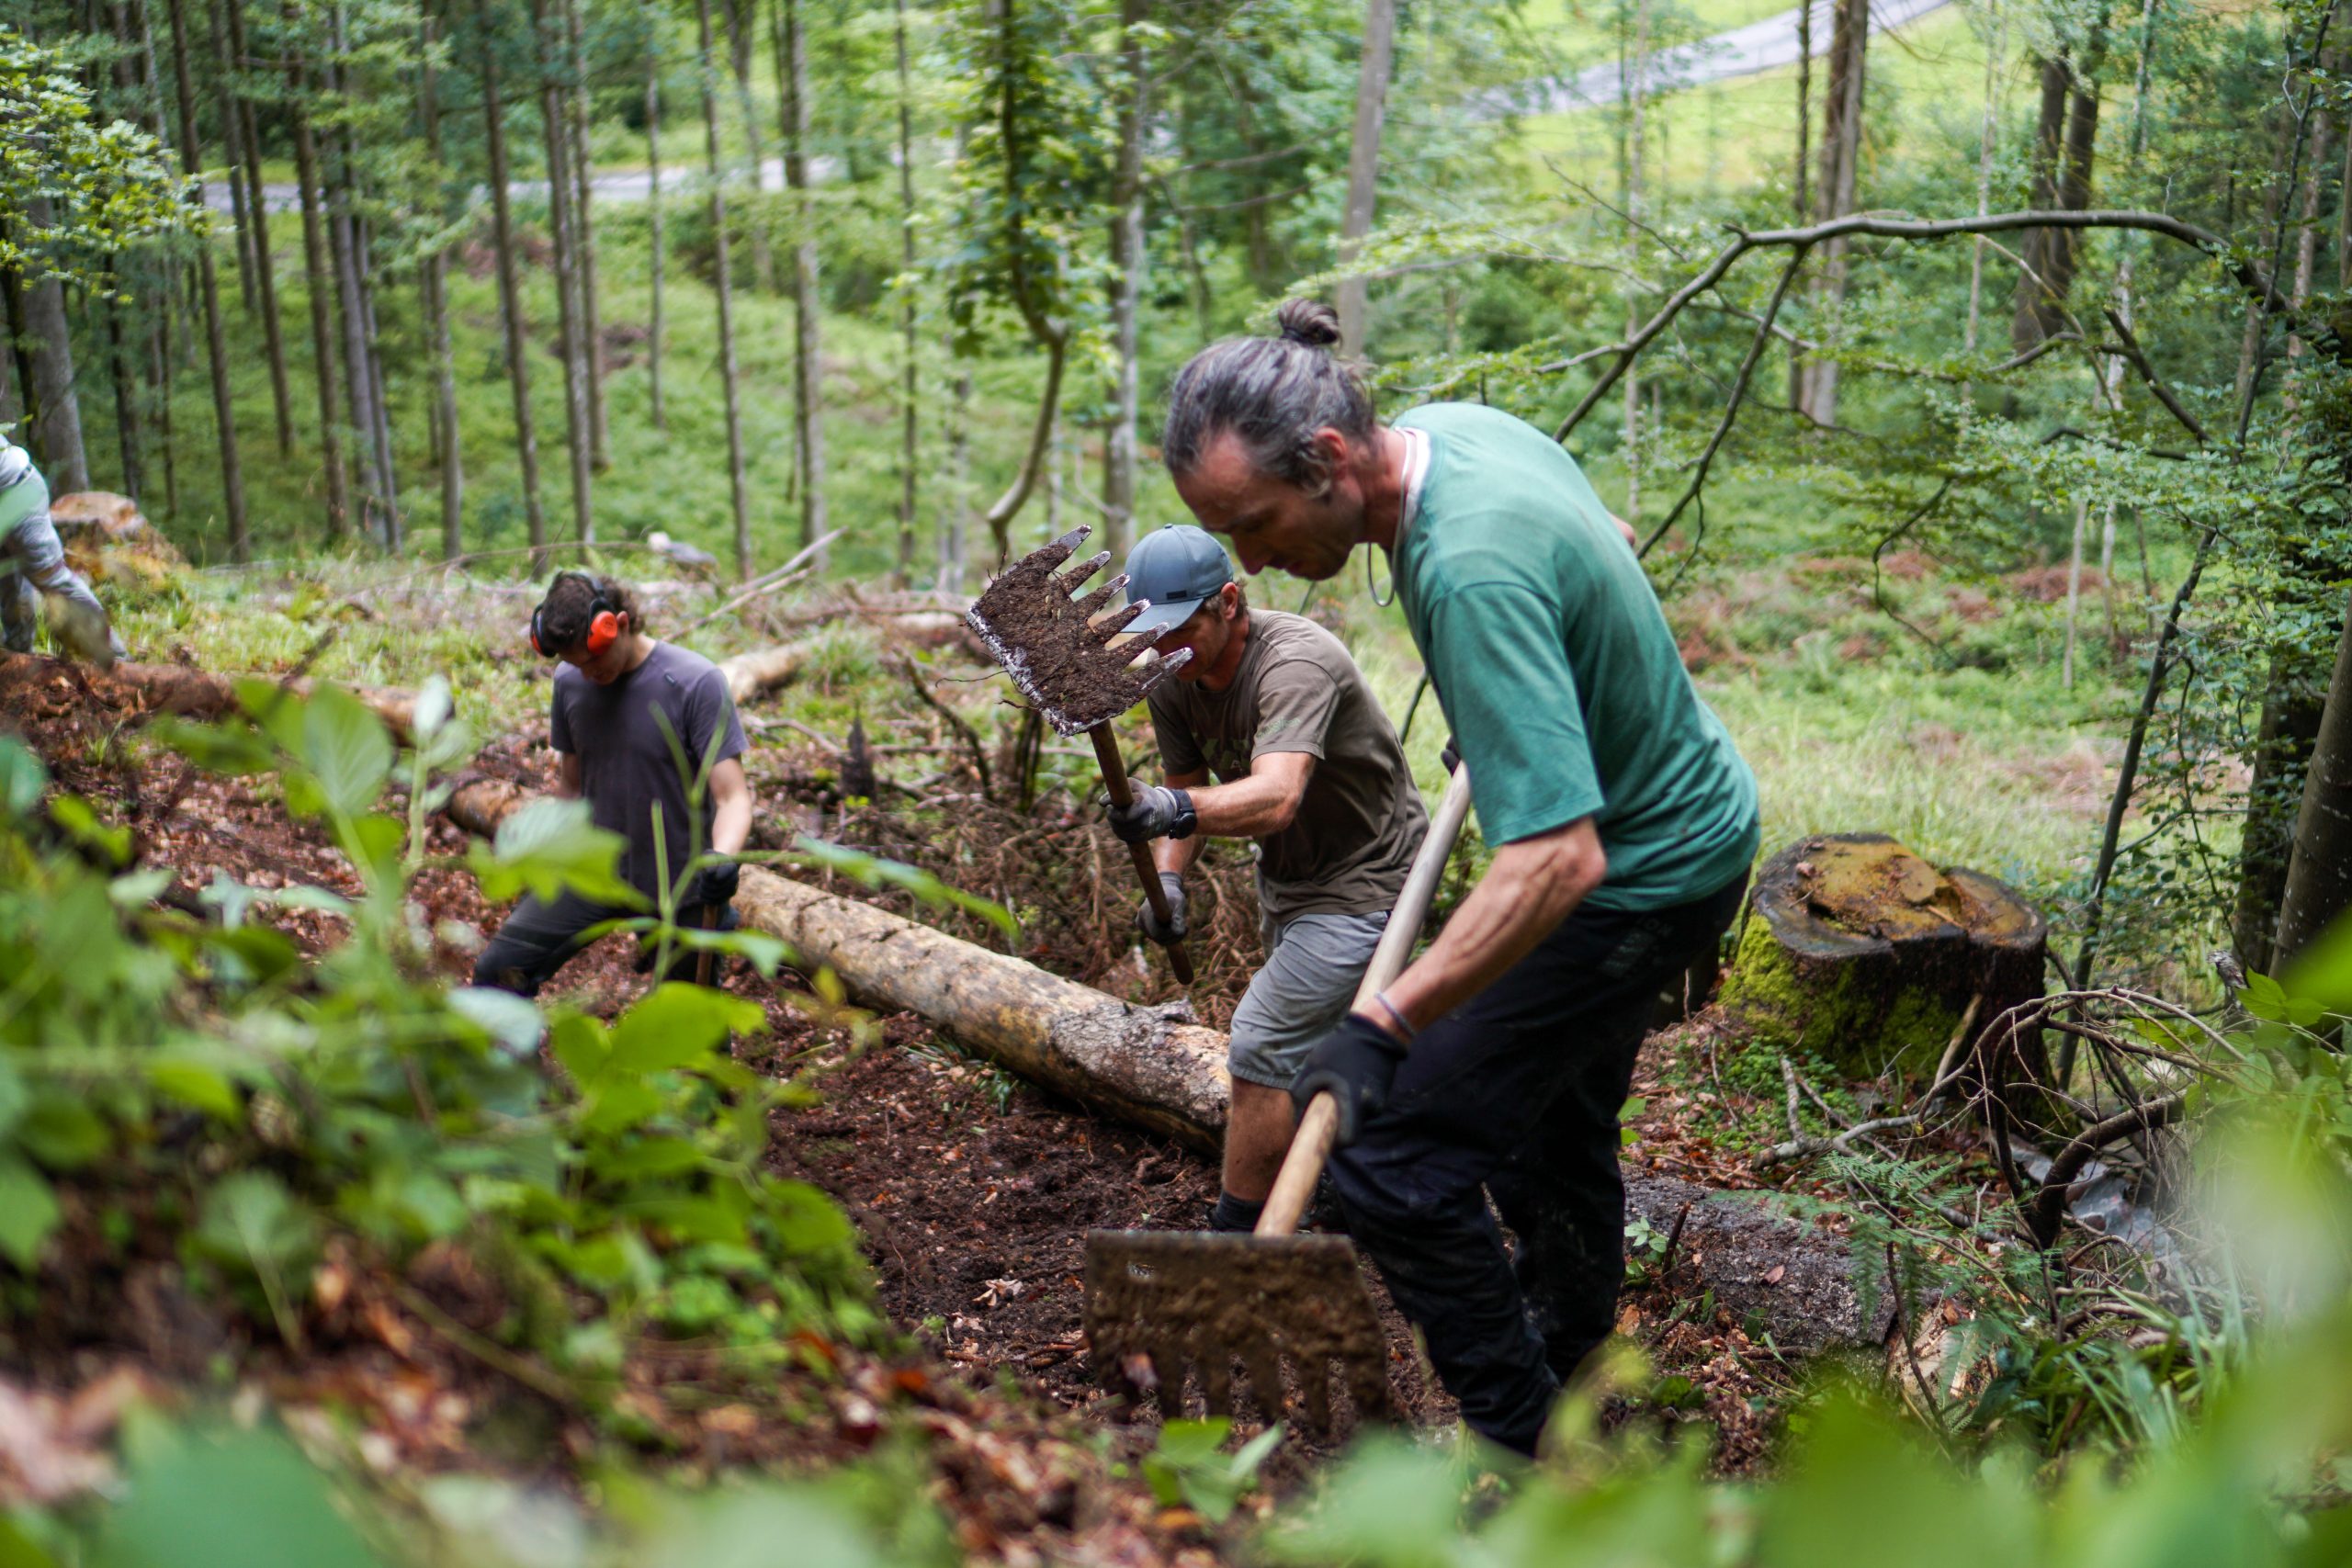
1391, 402, 1758, 910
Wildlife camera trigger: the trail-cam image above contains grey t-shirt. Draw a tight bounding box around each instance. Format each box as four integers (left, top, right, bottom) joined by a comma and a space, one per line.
1147, 610, 1427, 922
550, 641, 748, 905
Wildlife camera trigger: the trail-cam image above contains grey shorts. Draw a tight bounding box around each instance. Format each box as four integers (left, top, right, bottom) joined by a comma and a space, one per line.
1227, 908, 1391, 1089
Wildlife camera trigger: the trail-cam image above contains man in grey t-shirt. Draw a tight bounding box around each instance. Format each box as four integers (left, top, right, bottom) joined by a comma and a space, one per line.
1107, 525, 1426, 1233
474, 571, 753, 998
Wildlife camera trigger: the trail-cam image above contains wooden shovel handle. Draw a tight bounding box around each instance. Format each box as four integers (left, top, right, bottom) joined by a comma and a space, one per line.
1090, 726, 1196, 986
1258, 761, 1475, 1237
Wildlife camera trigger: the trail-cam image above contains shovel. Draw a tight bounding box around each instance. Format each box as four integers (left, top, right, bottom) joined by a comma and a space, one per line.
1080, 759, 1476, 1435
966, 525, 1198, 984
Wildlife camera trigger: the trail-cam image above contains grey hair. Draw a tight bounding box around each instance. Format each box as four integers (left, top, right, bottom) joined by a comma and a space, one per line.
1161, 299, 1375, 498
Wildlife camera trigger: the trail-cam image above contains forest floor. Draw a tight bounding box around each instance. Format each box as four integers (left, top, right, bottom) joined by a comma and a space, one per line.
4, 533, 2147, 1553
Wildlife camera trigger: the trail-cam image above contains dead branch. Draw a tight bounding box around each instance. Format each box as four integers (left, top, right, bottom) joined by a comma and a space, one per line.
1555, 208, 2309, 443
2022, 1093, 2188, 1248
2099, 306, 2211, 446
888, 651, 993, 802
679, 527, 846, 635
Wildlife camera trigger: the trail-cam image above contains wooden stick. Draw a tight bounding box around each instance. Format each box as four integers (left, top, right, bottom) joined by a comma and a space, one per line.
1260, 762, 1474, 1236
1088, 726, 1193, 984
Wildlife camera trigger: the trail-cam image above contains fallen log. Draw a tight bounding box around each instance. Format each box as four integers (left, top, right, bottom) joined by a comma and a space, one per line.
441, 779, 1228, 1152
0, 652, 416, 743
717, 641, 811, 706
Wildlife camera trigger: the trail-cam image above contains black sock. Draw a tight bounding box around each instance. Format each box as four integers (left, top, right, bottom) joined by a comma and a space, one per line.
1209, 1191, 1266, 1233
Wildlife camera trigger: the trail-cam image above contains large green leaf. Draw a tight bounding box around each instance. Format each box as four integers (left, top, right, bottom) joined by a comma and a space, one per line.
0, 736, 50, 818
605, 984, 764, 1075
194, 1172, 320, 1285
470, 797, 643, 908
294, 686, 395, 819
93, 1426, 387, 1568
0, 1156, 61, 1269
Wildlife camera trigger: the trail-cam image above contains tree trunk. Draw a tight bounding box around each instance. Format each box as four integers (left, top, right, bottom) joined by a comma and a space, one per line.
17, 205, 91, 494
477, 0, 549, 570
284, 40, 352, 542
164, 0, 248, 558
351, 197, 402, 550
1797, 0, 1865, 425
2277, 590, 2352, 966
564, 0, 609, 472
421, 6, 464, 559
219, 0, 295, 457
645, 2, 667, 433
2011, 56, 2071, 350
325, 152, 386, 543
698, 0, 754, 581
1621, 0, 1648, 522
531, 0, 596, 550
2033, 76, 2103, 327
1965, 0, 2004, 356
776, 0, 828, 568
892, 0, 920, 586
1789, 0, 1810, 406
1102, 0, 1148, 566
720, 0, 777, 293
211, 0, 260, 321
944, 359, 970, 592
1333, 0, 1396, 353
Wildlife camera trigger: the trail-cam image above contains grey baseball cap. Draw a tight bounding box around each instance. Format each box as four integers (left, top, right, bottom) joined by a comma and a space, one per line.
1123, 525, 1235, 639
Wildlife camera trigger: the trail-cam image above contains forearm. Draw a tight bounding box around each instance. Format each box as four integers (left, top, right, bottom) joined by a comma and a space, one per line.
1187, 765, 1309, 839
1151, 833, 1204, 877
709, 791, 752, 856
1374, 821, 1605, 1034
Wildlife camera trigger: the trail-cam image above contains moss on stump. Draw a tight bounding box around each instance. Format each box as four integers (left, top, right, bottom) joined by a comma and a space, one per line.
1719, 834, 2046, 1080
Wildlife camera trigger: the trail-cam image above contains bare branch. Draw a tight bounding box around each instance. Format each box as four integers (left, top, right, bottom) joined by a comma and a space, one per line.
1555, 208, 2309, 442
2100, 305, 2211, 445
1637, 248, 1808, 559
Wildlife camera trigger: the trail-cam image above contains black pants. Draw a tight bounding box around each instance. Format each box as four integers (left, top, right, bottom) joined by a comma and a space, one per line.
1328, 874, 1747, 1456
472, 892, 739, 998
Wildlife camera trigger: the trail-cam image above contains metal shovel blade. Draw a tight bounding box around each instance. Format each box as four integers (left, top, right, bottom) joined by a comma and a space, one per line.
965, 525, 1191, 737
1082, 1229, 1393, 1435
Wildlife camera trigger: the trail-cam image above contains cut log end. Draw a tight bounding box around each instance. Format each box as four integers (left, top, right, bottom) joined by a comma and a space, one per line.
1718, 834, 2048, 1079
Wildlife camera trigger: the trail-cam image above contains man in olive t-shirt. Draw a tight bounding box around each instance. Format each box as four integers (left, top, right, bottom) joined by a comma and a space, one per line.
1105, 525, 1427, 1235
1159, 303, 1758, 1457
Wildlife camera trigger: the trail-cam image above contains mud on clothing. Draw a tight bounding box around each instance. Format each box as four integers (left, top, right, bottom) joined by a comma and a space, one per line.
473, 641, 747, 998
1144, 608, 1427, 925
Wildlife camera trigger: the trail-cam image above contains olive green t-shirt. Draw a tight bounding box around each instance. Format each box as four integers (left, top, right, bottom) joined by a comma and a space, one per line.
1147, 610, 1428, 923
1391, 402, 1758, 910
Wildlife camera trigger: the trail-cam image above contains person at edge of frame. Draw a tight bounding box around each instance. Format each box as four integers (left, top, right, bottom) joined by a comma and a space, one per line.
1, 429, 123, 665
473, 570, 752, 998
1148, 298, 1760, 1459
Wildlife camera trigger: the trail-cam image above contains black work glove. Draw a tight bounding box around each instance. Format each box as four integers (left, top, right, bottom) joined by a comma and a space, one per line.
1107, 784, 1196, 845
1290, 1014, 1408, 1147
1133, 872, 1187, 946
693, 859, 741, 908
1440, 734, 1460, 774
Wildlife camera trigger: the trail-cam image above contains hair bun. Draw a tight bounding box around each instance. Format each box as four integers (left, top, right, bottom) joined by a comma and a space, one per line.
1274, 298, 1343, 349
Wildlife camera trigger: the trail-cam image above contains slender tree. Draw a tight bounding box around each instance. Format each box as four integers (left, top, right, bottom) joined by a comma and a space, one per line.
2275, 591, 2352, 967
1102, 0, 1147, 563
17, 200, 91, 492
645, 0, 666, 432
217, 0, 294, 456
421, 6, 463, 558
1797, 0, 1866, 423
699, 0, 753, 580
1335, 0, 1396, 352
776, 0, 826, 565
478, 0, 549, 569
1620, 0, 1649, 522
719, 0, 777, 292
891, 0, 919, 584
564, 0, 609, 470
164, 0, 248, 557
529, 0, 595, 546
283, 24, 351, 539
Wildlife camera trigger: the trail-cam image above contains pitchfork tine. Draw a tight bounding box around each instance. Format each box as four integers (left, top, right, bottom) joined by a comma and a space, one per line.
1134, 648, 1193, 700
1072, 572, 1129, 621
1091, 599, 1151, 644
1054, 548, 1113, 594
1015, 525, 1091, 580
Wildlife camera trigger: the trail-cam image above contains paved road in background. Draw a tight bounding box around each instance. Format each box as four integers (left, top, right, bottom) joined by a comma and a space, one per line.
206, 0, 1960, 214
1518, 0, 1960, 114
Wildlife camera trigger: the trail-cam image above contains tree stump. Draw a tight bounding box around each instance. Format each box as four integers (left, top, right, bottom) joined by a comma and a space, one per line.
1718, 833, 2047, 1081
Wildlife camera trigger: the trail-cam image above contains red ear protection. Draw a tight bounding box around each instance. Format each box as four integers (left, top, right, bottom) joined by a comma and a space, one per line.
529, 574, 622, 658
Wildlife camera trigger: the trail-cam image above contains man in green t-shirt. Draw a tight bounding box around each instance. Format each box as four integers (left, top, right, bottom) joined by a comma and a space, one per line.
1155, 299, 1759, 1458
1108, 525, 1427, 1234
